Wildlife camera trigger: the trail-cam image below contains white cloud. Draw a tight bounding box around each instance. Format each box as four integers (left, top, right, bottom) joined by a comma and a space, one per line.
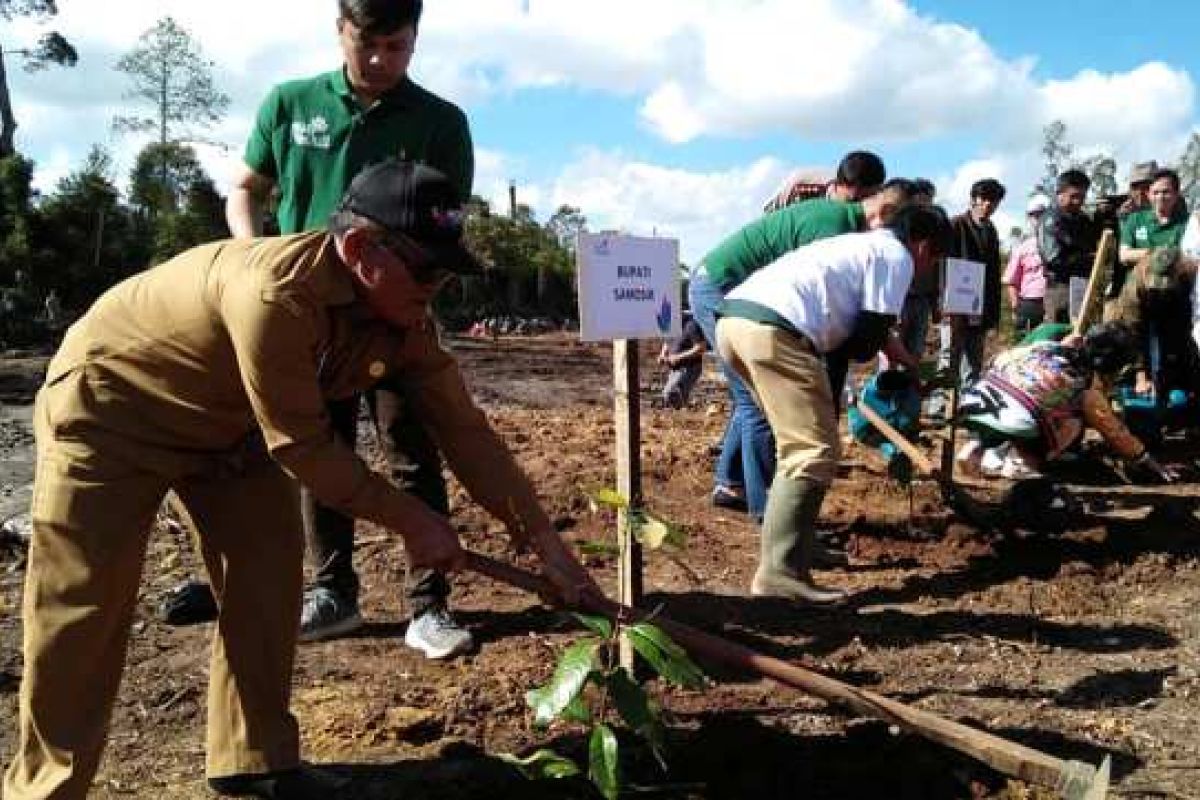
5, 0, 1197, 264
473, 147, 548, 214
416, 0, 1041, 144
1039, 63, 1196, 177
638, 0, 1036, 144
419, 0, 695, 102
522, 150, 791, 264
11, 0, 1197, 155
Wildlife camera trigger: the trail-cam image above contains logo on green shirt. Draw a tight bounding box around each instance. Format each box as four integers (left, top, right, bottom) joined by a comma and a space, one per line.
291, 116, 331, 149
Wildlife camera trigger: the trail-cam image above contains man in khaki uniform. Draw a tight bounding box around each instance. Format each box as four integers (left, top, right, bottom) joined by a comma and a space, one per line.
4, 160, 597, 800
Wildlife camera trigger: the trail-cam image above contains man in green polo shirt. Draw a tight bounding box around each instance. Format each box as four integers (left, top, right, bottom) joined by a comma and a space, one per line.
704, 193, 869, 290
1119, 168, 1188, 266
218, 0, 477, 660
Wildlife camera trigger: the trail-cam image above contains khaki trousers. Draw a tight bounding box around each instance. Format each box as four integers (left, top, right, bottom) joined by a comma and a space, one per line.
716, 317, 839, 486
4, 374, 303, 799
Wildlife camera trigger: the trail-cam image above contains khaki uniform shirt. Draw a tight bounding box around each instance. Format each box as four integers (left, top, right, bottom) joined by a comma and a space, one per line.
46, 230, 547, 538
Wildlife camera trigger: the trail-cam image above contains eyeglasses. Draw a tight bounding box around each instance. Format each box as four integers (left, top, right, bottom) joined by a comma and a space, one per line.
374, 234, 453, 288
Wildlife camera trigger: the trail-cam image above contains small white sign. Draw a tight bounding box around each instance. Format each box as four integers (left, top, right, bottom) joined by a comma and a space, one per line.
1068, 276, 1088, 322
577, 233, 681, 342
940, 257, 986, 316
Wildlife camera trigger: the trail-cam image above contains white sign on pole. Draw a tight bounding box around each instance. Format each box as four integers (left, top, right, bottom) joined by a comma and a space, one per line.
1067, 276, 1088, 322
940, 257, 986, 317
577, 233, 681, 342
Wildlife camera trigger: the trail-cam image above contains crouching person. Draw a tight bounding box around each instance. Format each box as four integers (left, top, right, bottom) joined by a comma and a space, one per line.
3, 161, 598, 800
658, 311, 708, 408
956, 322, 1176, 483
714, 206, 949, 603
847, 369, 923, 484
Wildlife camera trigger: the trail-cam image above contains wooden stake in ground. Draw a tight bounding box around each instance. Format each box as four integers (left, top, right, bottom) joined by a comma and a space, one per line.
938, 333, 964, 482
1072, 229, 1117, 336
612, 338, 644, 670
575, 231, 680, 669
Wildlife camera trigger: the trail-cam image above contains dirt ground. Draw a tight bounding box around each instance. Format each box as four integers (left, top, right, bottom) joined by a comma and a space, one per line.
1, 334, 1199, 799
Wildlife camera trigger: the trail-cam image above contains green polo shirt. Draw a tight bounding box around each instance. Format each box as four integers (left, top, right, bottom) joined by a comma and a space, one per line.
244, 69, 474, 234
701, 198, 866, 289
1020, 321, 1071, 345
1119, 204, 1188, 251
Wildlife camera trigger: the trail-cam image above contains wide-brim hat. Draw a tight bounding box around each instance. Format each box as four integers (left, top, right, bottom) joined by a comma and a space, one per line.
1026, 194, 1050, 214
1128, 160, 1159, 186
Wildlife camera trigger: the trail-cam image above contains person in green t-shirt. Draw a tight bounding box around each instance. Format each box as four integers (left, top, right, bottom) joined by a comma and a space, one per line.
216, 0, 476, 660
1118, 168, 1189, 268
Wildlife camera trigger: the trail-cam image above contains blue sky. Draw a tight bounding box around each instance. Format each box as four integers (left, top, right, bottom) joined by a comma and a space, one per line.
7, 0, 1199, 263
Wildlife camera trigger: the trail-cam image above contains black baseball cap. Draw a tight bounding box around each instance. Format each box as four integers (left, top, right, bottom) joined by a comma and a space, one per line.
337, 159, 482, 275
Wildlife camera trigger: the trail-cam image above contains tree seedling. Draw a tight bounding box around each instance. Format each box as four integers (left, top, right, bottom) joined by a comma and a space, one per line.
576, 488, 703, 585
502, 612, 706, 799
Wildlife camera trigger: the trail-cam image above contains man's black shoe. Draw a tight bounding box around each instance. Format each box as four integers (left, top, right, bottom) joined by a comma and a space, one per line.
160, 580, 218, 626
209, 765, 348, 798
711, 486, 748, 512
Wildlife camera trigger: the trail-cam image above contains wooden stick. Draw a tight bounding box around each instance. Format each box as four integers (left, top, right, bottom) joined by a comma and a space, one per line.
1072, 228, 1116, 337
612, 338, 644, 671
940, 334, 964, 484
852, 397, 939, 477
463, 551, 1105, 798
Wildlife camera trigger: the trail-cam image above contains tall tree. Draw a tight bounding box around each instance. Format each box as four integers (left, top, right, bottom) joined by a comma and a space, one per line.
150, 174, 227, 261
32, 145, 147, 305
128, 140, 225, 261
0, 0, 78, 156
129, 140, 205, 216
113, 16, 229, 204
1079, 153, 1118, 200
463, 199, 577, 321
1039, 120, 1073, 197
1176, 132, 1200, 210
0, 151, 35, 284
546, 204, 587, 251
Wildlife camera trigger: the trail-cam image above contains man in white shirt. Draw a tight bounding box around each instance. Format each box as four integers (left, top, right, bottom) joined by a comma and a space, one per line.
715, 205, 949, 603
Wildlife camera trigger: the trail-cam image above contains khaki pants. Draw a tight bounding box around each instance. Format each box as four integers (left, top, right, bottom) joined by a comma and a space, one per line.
4, 374, 303, 799
716, 317, 839, 486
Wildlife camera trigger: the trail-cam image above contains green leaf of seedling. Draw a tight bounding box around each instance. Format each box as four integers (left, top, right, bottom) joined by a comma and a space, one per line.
525, 640, 599, 727
606, 668, 654, 731
572, 612, 614, 639
576, 539, 620, 557
632, 511, 687, 550
499, 748, 582, 780
627, 622, 707, 690
589, 488, 629, 510
588, 722, 621, 800
606, 666, 667, 766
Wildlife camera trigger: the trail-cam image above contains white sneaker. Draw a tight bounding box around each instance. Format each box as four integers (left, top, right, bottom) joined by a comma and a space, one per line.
405, 606, 474, 660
